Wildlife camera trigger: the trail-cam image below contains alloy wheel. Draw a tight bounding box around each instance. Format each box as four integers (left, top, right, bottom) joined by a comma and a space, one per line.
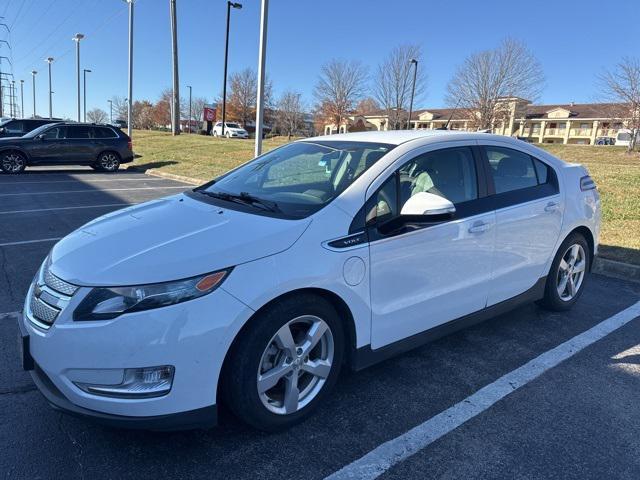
100, 153, 119, 171
257, 315, 334, 415
1, 153, 25, 173
556, 244, 586, 301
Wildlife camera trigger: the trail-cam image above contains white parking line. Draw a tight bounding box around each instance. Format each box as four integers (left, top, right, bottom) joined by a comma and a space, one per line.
0, 178, 169, 185
326, 300, 640, 480
0, 238, 62, 247
0, 203, 131, 215
0, 186, 187, 197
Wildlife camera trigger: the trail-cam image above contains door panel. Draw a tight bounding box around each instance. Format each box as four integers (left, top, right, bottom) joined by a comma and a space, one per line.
370, 212, 495, 348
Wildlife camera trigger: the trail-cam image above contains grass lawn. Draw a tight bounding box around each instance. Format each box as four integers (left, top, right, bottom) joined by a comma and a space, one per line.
129, 130, 640, 265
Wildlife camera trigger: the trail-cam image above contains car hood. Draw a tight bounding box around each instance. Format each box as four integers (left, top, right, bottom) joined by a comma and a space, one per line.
49, 193, 311, 286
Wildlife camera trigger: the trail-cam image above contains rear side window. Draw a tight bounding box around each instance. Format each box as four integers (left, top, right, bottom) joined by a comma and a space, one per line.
486, 146, 538, 194
94, 127, 117, 138
67, 126, 93, 139
4, 121, 24, 134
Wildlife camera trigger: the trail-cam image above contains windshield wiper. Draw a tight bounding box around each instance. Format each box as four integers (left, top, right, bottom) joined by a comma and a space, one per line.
198, 190, 281, 213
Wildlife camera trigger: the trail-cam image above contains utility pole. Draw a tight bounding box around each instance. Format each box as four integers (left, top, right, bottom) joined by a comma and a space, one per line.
254, 0, 269, 156
83, 69, 92, 122
186, 85, 192, 133
407, 59, 418, 130
20, 79, 24, 118
221, 2, 242, 137
125, 0, 134, 136
72, 33, 85, 122
46, 57, 54, 119
11, 79, 16, 116
108, 99, 113, 123
170, 0, 180, 135
31, 70, 37, 117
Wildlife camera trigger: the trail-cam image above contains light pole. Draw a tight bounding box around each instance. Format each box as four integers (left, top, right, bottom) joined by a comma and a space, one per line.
31, 70, 37, 117
221, 1, 242, 137
124, 0, 134, 137
170, 0, 180, 135
186, 85, 192, 133
45, 57, 53, 119
11, 79, 16, 117
19, 79, 24, 118
407, 59, 418, 130
72, 33, 84, 122
108, 99, 113, 123
83, 69, 92, 122
254, 0, 269, 156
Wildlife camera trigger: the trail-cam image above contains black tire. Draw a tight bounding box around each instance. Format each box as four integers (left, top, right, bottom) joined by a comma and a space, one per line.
537, 232, 590, 311
96, 151, 120, 172
223, 294, 345, 432
0, 151, 27, 174
212, 131, 218, 137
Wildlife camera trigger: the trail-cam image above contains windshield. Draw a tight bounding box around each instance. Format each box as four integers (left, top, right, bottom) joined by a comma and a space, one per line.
23, 123, 58, 138
226, 123, 241, 129
617, 132, 631, 141
197, 140, 394, 218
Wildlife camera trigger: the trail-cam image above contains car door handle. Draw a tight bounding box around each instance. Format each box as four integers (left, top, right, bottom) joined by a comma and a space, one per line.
544, 201, 559, 212
468, 221, 491, 234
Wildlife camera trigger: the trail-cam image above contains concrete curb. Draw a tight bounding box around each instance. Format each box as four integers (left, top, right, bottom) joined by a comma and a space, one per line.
125, 166, 203, 185
593, 257, 640, 283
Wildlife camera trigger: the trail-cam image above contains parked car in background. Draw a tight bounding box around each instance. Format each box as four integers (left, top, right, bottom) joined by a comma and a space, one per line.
595, 136, 616, 146
0, 118, 62, 138
18, 130, 600, 431
212, 121, 249, 138
0, 122, 133, 174
614, 129, 639, 147
111, 119, 128, 129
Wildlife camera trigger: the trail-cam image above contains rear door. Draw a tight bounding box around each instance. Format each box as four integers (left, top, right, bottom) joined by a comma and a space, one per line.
481, 142, 563, 305
63, 125, 95, 163
368, 143, 496, 349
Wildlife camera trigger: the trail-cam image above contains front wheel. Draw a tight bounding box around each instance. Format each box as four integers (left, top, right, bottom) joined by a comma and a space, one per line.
223, 294, 344, 431
538, 233, 590, 311
212, 131, 218, 137
1, 151, 27, 174
96, 152, 120, 172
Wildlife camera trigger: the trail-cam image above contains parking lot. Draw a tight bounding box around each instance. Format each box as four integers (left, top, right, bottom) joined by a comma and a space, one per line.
1, 168, 640, 480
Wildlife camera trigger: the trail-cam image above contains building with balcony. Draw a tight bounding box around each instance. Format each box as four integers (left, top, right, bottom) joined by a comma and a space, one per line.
322, 98, 630, 145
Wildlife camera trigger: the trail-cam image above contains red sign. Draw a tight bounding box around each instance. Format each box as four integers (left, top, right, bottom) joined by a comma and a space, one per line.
203, 107, 216, 122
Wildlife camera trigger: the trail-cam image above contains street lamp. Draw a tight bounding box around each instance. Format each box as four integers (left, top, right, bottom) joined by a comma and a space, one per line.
221, 1, 242, 137
31, 70, 37, 118
45, 57, 54, 119
407, 59, 418, 130
72, 33, 85, 122
11, 79, 16, 117
19, 79, 24, 118
108, 99, 113, 123
186, 85, 192, 133
124, 0, 135, 137
83, 69, 92, 122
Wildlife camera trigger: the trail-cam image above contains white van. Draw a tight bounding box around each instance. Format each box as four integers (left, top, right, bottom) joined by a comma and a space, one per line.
615, 129, 639, 147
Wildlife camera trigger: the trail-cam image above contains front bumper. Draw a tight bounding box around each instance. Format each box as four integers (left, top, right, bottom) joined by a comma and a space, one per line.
20, 281, 253, 429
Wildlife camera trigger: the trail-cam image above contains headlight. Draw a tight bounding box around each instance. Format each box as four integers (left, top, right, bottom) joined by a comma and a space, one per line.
73, 268, 232, 321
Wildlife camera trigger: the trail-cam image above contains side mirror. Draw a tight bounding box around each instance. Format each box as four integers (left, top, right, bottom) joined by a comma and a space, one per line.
0, 127, 5, 133
36, 134, 45, 140
401, 192, 456, 216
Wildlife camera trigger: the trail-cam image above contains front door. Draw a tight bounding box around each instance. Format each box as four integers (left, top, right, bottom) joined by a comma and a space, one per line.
368, 144, 495, 349
28, 126, 68, 163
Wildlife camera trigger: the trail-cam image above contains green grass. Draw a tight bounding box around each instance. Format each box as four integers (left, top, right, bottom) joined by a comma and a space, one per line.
129, 131, 640, 265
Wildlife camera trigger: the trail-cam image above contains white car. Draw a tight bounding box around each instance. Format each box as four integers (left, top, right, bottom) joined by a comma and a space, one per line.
212, 122, 249, 138
19, 130, 600, 431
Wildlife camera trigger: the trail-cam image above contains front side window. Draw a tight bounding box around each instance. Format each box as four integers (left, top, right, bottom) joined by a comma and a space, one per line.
197, 141, 394, 218
41, 126, 66, 140
226, 123, 241, 129
4, 121, 24, 134
366, 146, 478, 225
486, 146, 538, 194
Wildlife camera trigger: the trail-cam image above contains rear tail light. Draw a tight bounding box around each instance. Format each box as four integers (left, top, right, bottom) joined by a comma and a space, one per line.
580, 175, 596, 191
127, 140, 133, 151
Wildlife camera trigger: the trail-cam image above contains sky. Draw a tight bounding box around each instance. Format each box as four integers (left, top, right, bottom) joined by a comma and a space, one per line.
1, 0, 639, 120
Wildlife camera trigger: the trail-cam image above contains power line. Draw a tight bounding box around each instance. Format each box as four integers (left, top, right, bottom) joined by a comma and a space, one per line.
9, 0, 27, 31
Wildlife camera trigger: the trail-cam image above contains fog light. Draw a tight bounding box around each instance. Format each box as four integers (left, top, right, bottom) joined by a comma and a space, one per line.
74, 366, 174, 398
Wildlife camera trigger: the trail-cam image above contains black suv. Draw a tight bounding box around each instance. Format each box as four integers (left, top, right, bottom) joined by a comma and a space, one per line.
0, 118, 62, 138
0, 122, 134, 174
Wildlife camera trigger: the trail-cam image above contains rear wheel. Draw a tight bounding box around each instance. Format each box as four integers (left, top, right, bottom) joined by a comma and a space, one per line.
96, 152, 120, 172
223, 294, 344, 431
538, 233, 590, 311
1, 151, 26, 174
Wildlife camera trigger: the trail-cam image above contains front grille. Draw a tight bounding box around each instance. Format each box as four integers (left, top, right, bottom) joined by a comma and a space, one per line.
44, 267, 78, 296
29, 293, 60, 327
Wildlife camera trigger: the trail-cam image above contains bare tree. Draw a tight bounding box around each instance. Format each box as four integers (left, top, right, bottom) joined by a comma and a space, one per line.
111, 96, 129, 122
374, 44, 426, 130
446, 38, 544, 130
356, 97, 381, 115
86, 108, 108, 124
190, 96, 209, 132
132, 100, 155, 130
276, 90, 306, 139
313, 59, 368, 133
599, 57, 640, 151
226, 68, 273, 127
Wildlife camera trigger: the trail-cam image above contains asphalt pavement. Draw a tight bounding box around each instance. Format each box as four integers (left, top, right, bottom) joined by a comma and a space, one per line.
1, 166, 639, 480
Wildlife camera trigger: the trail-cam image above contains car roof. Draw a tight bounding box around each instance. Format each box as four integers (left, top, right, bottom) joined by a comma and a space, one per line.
302, 129, 513, 146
